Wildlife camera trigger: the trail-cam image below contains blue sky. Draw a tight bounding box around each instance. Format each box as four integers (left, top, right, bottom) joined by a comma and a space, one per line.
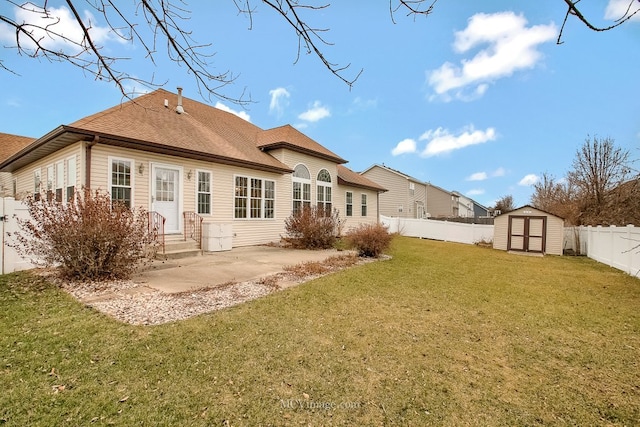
1, 1, 638, 208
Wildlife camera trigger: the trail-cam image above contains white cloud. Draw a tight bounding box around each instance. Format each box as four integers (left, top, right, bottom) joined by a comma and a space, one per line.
215, 102, 251, 122
492, 167, 506, 177
467, 172, 488, 181
298, 101, 331, 122
391, 139, 417, 156
427, 12, 557, 101
466, 189, 485, 196
0, 4, 121, 52
518, 174, 539, 186
268, 87, 290, 117
605, 0, 640, 21
419, 126, 497, 157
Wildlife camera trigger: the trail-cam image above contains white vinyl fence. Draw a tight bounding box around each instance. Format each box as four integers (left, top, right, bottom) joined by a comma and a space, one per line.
565, 225, 640, 276
381, 215, 494, 245
0, 197, 35, 275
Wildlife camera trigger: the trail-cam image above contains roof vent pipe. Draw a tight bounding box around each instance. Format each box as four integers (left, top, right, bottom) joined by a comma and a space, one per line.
176, 87, 184, 114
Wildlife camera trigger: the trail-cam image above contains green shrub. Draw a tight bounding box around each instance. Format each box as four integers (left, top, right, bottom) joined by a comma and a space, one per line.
283, 206, 344, 249
10, 188, 152, 281
345, 223, 394, 257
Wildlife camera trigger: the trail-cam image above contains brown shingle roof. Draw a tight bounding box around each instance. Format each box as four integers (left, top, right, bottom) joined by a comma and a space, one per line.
69, 89, 291, 172
257, 125, 346, 164
0, 132, 36, 163
337, 165, 387, 192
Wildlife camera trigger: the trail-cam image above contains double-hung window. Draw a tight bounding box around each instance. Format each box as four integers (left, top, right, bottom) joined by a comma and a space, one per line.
55, 161, 64, 202
316, 169, 332, 214
110, 158, 132, 208
46, 165, 54, 201
197, 171, 212, 215
33, 169, 41, 201
345, 191, 353, 217
361, 194, 368, 216
66, 156, 76, 202
235, 175, 275, 219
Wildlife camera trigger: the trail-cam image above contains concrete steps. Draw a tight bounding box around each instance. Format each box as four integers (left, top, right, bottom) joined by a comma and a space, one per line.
155, 235, 202, 260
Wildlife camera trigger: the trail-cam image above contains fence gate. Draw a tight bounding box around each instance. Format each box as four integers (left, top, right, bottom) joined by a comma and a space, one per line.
507, 215, 546, 253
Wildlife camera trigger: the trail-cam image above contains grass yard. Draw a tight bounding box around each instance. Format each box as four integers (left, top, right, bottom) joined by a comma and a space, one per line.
1, 236, 639, 426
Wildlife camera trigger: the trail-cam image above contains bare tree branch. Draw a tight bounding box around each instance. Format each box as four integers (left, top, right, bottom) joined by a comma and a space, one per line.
1, 1, 638, 102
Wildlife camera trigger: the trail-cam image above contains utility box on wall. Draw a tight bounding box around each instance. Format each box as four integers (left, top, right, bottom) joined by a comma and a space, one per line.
202, 223, 233, 252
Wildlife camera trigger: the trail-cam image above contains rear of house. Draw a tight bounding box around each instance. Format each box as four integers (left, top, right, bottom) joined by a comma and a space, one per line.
0, 89, 385, 249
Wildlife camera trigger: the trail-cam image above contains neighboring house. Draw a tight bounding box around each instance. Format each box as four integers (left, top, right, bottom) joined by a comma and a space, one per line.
0, 133, 35, 197
451, 191, 490, 218
361, 164, 427, 219
0, 88, 385, 248
452, 191, 475, 218
425, 182, 455, 218
472, 200, 491, 218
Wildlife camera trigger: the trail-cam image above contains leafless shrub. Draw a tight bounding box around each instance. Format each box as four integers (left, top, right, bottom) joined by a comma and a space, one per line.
282, 206, 344, 249
345, 223, 394, 258
9, 188, 152, 281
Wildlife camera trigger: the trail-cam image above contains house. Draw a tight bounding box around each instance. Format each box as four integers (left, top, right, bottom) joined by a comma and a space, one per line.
493, 205, 564, 255
451, 191, 490, 219
0, 133, 35, 197
361, 164, 427, 219
472, 200, 491, 218
0, 88, 386, 249
425, 182, 456, 218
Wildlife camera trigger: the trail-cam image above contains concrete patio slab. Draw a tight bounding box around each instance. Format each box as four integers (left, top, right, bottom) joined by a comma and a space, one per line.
133, 246, 349, 294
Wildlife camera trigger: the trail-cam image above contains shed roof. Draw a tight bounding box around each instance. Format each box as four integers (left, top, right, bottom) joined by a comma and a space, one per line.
496, 205, 565, 220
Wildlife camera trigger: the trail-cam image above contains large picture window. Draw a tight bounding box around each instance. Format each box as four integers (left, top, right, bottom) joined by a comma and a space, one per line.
235, 175, 275, 219
110, 158, 132, 208
316, 169, 332, 214
197, 171, 212, 215
292, 164, 311, 214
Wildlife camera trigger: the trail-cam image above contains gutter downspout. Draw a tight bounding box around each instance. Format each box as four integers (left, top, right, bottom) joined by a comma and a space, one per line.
85, 135, 99, 189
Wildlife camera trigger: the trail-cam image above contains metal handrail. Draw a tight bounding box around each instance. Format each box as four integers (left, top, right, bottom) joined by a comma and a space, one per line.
183, 211, 204, 248
148, 211, 166, 255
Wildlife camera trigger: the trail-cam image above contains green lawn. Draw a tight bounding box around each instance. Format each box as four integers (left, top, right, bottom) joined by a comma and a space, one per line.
1, 237, 639, 426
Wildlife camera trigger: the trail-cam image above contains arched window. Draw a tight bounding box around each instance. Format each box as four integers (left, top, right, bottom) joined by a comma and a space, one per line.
316, 169, 332, 214
292, 164, 311, 214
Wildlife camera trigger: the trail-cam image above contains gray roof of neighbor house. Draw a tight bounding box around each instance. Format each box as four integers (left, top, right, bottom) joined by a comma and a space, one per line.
0, 132, 36, 164
0, 89, 345, 174
337, 165, 387, 192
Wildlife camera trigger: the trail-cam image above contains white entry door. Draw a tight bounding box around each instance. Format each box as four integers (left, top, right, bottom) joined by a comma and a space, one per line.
152, 166, 180, 233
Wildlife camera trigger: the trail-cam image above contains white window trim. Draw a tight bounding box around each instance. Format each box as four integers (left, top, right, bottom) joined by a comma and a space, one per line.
233, 174, 276, 220
33, 168, 41, 196
108, 156, 135, 207
195, 169, 213, 215
55, 161, 64, 202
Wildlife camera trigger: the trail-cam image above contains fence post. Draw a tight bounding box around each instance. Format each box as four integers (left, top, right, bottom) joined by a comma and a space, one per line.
627, 225, 634, 275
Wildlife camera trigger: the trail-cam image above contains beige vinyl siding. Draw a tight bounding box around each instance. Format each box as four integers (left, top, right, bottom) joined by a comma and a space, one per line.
426, 184, 453, 218
414, 182, 427, 218
0, 173, 13, 196
12, 142, 83, 200
362, 166, 409, 218
340, 186, 379, 231
91, 144, 288, 247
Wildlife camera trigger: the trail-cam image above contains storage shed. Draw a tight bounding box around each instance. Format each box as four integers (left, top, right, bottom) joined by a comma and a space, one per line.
493, 205, 564, 255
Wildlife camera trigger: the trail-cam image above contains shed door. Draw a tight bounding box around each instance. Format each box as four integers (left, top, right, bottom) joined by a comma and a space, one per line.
508, 216, 546, 253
